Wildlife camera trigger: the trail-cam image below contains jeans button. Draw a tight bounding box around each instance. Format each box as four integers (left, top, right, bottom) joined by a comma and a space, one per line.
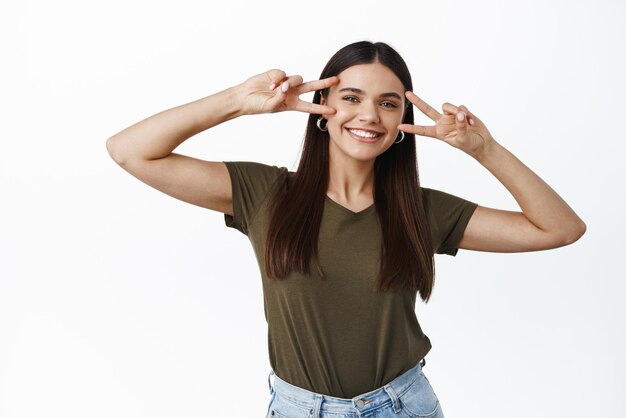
355, 399, 365, 408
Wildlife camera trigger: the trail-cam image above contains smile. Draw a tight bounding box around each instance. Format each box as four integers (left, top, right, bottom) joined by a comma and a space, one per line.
346, 128, 383, 143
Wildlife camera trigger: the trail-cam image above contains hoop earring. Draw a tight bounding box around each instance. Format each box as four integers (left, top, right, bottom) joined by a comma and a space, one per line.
316, 116, 328, 132
394, 131, 405, 144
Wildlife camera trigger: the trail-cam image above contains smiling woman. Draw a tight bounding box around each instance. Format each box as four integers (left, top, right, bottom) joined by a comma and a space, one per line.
106, 40, 585, 418
321, 66, 407, 156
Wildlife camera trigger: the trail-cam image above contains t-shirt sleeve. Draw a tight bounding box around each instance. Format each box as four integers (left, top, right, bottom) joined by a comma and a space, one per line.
422, 187, 478, 256
222, 161, 288, 235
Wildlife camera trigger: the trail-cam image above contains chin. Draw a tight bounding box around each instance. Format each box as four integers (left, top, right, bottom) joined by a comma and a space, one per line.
343, 146, 388, 163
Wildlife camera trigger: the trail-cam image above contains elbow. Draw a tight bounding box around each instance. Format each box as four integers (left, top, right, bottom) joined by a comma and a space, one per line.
560, 220, 587, 246
106, 136, 127, 166
575, 220, 587, 241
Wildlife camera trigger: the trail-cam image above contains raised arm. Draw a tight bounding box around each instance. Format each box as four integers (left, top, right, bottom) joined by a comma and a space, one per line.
106, 70, 338, 214
399, 92, 586, 252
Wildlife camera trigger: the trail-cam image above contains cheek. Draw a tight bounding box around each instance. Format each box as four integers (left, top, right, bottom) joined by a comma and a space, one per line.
327, 108, 352, 128
385, 111, 404, 126
388, 106, 404, 119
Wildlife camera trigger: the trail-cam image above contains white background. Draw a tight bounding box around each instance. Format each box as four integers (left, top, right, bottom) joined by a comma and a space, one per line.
1, 0, 624, 417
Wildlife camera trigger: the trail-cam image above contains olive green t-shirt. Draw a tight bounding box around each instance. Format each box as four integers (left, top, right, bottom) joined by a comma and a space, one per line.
222, 161, 478, 399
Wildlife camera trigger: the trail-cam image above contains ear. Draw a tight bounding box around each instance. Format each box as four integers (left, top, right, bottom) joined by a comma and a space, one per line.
320, 86, 333, 106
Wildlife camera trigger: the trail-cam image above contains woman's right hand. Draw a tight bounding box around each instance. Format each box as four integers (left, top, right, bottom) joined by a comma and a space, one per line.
238, 69, 339, 116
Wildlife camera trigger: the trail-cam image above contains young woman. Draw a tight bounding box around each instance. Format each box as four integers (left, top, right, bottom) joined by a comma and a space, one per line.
106, 41, 586, 418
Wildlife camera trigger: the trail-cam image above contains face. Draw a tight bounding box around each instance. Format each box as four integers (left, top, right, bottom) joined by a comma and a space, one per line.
320, 62, 407, 165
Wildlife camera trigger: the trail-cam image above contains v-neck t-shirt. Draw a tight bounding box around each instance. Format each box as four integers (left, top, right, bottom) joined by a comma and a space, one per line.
222, 161, 478, 398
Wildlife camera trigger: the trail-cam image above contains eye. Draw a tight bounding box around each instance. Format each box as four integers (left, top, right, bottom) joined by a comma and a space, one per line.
342, 95, 359, 103
381, 101, 399, 109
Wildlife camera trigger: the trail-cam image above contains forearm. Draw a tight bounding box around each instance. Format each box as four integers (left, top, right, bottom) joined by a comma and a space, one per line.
474, 138, 586, 239
106, 85, 245, 163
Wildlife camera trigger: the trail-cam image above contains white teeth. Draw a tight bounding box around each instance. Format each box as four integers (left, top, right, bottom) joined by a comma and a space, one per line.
349, 129, 381, 139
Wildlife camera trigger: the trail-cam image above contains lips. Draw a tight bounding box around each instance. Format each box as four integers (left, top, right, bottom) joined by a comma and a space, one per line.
345, 127, 384, 143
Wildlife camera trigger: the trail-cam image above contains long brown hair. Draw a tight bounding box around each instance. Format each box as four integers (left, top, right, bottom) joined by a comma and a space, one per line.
263, 41, 435, 302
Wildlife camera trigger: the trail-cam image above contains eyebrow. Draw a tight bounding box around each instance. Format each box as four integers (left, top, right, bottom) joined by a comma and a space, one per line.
338, 87, 403, 101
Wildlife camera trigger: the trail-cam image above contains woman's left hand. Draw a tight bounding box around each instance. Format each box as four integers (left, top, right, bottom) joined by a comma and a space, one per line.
398, 91, 494, 160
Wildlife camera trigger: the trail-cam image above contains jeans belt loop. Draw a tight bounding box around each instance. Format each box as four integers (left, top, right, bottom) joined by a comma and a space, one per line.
383, 383, 401, 413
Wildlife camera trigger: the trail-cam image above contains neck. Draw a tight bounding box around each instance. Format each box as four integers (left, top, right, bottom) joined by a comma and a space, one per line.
327, 150, 375, 204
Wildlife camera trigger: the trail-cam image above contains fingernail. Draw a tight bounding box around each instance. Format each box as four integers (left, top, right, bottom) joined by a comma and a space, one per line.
281, 82, 289, 92
469, 118, 475, 126
457, 112, 465, 122
269, 82, 276, 90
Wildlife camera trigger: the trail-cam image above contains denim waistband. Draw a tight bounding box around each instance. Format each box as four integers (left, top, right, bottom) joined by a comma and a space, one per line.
267, 358, 426, 416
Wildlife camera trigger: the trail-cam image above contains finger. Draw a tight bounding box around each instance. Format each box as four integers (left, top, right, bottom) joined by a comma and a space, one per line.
265, 78, 293, 109
296, 76, 339, 95
458, 105, 478, 125
272, 75, 304, 94
272, 77, 296, 93
456, 111, 468, 135
294, 100, 336, 115
281, 75, 303, 91
398, 123, 437, 138
405, 91, 441, 121
267, 69, 287, 90
442, 102, 461, 116
264, 84, 289, 110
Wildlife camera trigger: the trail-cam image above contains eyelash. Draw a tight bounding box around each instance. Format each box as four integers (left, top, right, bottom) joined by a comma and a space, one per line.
342, 96, 398, 109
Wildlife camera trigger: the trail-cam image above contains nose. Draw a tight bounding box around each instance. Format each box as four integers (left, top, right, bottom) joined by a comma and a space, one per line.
358, 101, 380, 123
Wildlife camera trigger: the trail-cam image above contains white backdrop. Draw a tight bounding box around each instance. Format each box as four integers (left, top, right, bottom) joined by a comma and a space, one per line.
1, 0, 624, 417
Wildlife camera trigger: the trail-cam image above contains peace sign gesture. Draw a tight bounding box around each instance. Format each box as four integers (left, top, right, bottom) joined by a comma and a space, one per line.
398, 91, 494, 159
239, 69, 339, 116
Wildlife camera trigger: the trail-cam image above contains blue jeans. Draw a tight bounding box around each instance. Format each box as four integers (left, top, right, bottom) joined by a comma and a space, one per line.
266, 358, 445, 418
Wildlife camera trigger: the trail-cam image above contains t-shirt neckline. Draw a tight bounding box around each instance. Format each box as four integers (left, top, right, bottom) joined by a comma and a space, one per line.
325, 195, 376, 217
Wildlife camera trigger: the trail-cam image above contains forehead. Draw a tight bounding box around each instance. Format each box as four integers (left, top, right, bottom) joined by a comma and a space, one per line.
334, 62, 404, 94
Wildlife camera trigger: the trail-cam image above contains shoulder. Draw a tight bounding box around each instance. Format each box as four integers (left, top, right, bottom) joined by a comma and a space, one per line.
421, 187, 477, 211
420, 186, 478, 255
224, 161, 290, 189
224, 161, 289, 177
222, 161, 291, 235
421, 187, 456, 214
